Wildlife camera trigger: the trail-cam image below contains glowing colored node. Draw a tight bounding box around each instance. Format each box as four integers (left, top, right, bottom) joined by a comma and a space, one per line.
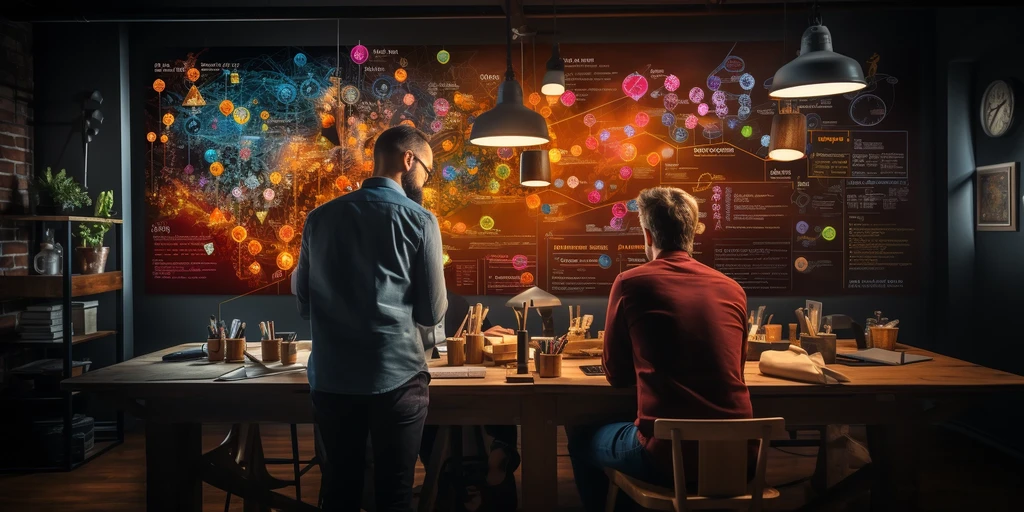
588, 190, 602, 204
394, 68, 407, 82
739, 73, 756, 91
321, 113, 335, 128
560, 90, 577, 107
741, 125, 753, 138
624, 125, 636, 137
594, 180, 605, 191
203, 149, 218, 163
621, 72, 649, 101
715, 104, 729, 118
627, 199, 639, 212
512, 254, 529, 271
441, 140, 454, 152
209, 162, 224, 176
583, 114, 597, 127
465, 155, 477, 168
664, 74, 680, 92
585, 136, 598, 150
737, 106, 751, 120
528, 92, 541, 106
689, 87, 704, 104
262, 188, 275, 201
430, 120, 443, 133
467, 167, 478, 175
350, 44, 369, 64
526, 194, 541, 209
184, 164, 194, 175
233, 107, 251, 125
548, 148, 562, 163
479, 216, 495, 230
447, 186, 458, 196
340, 85, 360, 105
697, 103, 709, 117
619, 166, 633, 180
619, 143, 637, 162
684, 114, 698, 130
146, 132, 156, 143
159, 134, 168, 144
711, 91, 725, 106
647, 152, 661, 166
598, 254, 613, 269
347, 136, 357, 146
671, 127, 689, 143
495, 163, 511, 179
442, 253, 451, 266
244, 240, 262, 256
162, 113, 175, 127
403, 93, 415, 106
727, 118, 740, 130
433, 98, 450, 116
436, 49, 450, 64
152, 79, 165, 93
760, 135, 771, 147
663, 93, 679, 111
661, 112, 676, 127
186, 68, 200, 82
292, 52, 307, 67
567, 176, 580, 188
540, 106, 552, 118
599, 129, 611, 142
662, 147, 675, 158
612, 202, 628, 218
452, 222, 467, 234
442, 165, 457, 181
554, 179, 565, 188
276, 251, 295, 271
707, 75, 722, 91
399, 119, 415, 128
273, 225, 294, 244
262, 123, 269, 132
567, 145, 581, 157
497, 147, 514, 160
488, 179, 500, 193
738, 94, 752, 108
245, 176, 260, 189
239, 148, 252, 161
541, 204, 552, 214
520, 272, 535, 285
634, 111, 650, 128
231, 226, 247, 243
610, 216, 624, 230
822, 226, 837, 241
229, 187, 242, 199
248, 262, 261, 275
230, 73, 239, 84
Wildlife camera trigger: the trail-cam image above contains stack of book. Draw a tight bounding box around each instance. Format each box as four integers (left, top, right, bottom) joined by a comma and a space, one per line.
17, 304, 70, 342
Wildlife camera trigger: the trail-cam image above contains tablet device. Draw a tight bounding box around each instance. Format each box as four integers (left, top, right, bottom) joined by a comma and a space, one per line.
580, 365, 605, 376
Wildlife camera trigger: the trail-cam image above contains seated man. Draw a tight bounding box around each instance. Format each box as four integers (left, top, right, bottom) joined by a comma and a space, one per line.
567, 187, 753, 512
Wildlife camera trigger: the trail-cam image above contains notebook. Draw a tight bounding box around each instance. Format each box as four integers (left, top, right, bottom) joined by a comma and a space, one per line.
837, 348, 932, 366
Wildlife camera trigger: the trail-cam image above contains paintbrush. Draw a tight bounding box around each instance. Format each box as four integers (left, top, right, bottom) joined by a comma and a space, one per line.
238, 322, 246, 339
481, 306, 490, 328
454, 310, 470, 339
475, 303, 483, 334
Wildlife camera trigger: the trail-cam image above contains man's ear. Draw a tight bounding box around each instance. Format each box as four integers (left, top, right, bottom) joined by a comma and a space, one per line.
642, 227, 653, 247
403, 150, 415, 172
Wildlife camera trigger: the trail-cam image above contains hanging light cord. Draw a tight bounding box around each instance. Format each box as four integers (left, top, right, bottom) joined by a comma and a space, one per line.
504, 0, 515, 81
553, 0, 557, 34
811, 0, 822, 26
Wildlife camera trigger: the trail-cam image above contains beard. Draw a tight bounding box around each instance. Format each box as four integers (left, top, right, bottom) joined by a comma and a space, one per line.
401, 171, 424, 205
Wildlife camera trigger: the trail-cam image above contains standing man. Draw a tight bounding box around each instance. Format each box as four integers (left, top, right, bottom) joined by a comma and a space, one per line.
295, 125, 447, 512
567, 187, 752, 511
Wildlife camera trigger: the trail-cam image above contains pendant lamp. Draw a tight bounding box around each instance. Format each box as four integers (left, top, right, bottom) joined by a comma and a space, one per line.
469, 0, 550, 147
769, 5, 866, 99
519, 149, 551, 187
541, 0, 565, 96
768, 101, 807, 161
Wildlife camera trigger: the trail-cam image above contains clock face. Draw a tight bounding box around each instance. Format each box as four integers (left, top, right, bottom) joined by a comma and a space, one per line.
981, 80, 1015, 137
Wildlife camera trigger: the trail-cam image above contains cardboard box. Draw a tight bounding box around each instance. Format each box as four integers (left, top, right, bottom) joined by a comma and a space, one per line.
72, 301, 98, 335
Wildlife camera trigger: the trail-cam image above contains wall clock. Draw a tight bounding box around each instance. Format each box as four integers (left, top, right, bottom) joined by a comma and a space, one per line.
980, 79, 1015, 137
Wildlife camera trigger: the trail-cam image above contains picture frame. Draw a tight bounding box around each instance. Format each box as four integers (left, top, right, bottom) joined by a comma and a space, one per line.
976, 162, 1019, 231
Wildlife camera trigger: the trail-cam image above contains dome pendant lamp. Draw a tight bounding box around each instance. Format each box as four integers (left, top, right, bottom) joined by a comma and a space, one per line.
768, 101, 807, 161
469, 0, 550, 147
519, 149, 551, 187
541, 0, 565, 96
769, 3, 866, 99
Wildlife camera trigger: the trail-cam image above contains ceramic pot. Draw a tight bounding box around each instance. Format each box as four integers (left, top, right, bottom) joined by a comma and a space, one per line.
76, 246, 109, 274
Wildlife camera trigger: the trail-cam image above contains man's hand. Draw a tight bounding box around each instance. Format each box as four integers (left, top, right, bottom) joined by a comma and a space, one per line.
484, 326, 515, 336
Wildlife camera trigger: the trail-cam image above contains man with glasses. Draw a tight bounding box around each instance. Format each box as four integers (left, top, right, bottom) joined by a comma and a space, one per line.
296, 125, 447, 511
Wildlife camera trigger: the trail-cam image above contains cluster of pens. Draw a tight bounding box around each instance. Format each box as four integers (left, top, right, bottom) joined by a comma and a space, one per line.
455, 303, 489, 338
795, 300, 830, 336
746, 306, 772, 340
539, 333, 569, 355
209, 316, 246, 339
258, 320, 296, 342
869, 311, 900, 329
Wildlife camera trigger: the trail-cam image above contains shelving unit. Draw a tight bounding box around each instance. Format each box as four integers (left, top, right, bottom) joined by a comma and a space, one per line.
0, 215, 124, 472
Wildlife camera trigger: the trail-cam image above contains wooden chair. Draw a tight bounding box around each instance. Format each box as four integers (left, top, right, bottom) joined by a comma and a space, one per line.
605, 417, 786, 512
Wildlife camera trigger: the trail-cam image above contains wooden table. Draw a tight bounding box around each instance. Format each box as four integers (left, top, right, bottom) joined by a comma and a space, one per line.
64, 342, 1024, 511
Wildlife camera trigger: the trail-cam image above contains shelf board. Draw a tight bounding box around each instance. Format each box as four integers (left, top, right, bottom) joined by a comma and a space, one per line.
73, 330, 116, 345
0, 390, 81, 401
0, 215, 123, 224
1, 330, 116, 346
0, 271, 122, 299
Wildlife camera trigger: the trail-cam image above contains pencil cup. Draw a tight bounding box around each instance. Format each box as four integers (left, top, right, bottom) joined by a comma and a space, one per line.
446, 337, 465, 366
800, 334, 837, 364
261, 338, 282, 362
225, 338, 246, 363
764, 324, 783, 342
207, 338, 225, 362
536, 353, 562, 378
788, 323, 799, 345
465, 334, 485, 365
869, 327, 899, 351
281, 341, 298, 365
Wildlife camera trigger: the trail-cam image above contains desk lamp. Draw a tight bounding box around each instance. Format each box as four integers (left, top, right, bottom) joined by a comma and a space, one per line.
506, 287, 562, 376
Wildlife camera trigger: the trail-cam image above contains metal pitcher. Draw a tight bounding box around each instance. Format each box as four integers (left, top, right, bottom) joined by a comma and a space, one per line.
33, 228, 63, 276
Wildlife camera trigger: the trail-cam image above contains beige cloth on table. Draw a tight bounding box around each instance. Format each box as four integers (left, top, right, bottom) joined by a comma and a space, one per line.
759, 345, 850, 385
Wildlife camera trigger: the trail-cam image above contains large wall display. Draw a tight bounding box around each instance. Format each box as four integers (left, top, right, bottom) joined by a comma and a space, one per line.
144, 43, 915, 295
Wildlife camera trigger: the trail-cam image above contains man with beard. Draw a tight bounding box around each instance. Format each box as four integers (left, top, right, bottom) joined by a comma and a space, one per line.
295, 125, 447, 512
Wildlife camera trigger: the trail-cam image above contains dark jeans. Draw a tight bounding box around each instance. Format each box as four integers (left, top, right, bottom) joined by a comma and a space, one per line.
567, 422, 663, 512
312, 372, 430, 512
419, 425, 519, 465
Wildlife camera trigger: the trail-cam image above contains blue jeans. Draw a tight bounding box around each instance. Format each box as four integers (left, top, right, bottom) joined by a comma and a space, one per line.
567, 422, 662, 512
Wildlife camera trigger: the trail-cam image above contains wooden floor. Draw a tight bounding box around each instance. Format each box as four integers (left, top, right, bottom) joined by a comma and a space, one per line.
0, 423, 1021, 511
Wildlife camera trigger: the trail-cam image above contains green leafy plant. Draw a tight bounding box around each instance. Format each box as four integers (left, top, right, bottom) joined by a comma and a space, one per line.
34, 167, 91, 211
77, 190, 114, 248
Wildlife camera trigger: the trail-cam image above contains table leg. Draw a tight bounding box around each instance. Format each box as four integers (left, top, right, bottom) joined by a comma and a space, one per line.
146, 421, 202, 512
521, 395, 558, 512
867, 424, 920, 511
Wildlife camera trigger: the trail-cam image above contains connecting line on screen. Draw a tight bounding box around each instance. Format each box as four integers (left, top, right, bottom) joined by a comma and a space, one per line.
217, 276, 289, 321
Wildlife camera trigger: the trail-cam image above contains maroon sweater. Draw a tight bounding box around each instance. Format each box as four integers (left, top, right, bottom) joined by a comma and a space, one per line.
602, 250, 753, 476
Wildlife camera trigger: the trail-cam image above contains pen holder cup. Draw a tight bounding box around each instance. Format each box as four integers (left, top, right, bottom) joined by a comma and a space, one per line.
261, 339, 282, 362
788, 323, 799, 345
465, 334, 485, 365
800, 334, 837, 365
446, 337, 465, 366
869, 327, 899, 351
281, 341, 299, 365
536, 353, 563, 378
764, 324, 783, 342
225, 338, 246, 363
207, 338, 225, 362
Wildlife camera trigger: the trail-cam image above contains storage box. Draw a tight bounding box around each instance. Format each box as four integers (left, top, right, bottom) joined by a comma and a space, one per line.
72, 300, 98, 335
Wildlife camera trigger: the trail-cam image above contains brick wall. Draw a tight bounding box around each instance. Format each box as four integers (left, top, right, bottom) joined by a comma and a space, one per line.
0, 19, 33, 338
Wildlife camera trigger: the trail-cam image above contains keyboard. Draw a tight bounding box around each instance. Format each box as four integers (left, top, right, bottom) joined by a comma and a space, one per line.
428, 366, 486, 379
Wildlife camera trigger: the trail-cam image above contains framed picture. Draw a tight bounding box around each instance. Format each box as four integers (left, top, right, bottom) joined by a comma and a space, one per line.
976, 162, 1019, 231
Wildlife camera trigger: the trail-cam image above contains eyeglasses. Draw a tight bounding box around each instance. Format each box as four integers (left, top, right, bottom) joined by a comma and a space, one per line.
411, 154, 433, 181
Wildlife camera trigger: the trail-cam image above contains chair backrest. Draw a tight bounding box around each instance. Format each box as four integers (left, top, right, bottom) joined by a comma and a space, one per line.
653, 418, 786, 510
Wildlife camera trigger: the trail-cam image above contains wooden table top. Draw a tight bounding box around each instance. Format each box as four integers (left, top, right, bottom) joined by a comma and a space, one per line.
63, 340, 1024, 399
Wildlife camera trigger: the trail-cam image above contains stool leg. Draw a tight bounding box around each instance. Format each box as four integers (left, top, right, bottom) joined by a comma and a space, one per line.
418, 426, 451, 512
605, 479, 618, 512
290, 424, 302, 502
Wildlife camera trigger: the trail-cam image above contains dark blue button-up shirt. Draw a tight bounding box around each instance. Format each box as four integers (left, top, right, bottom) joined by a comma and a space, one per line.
295, 177, 447, 395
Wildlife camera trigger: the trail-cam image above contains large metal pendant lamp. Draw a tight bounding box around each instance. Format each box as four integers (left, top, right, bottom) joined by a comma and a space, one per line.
769, 4, 866, 99
469, 0, 550, 147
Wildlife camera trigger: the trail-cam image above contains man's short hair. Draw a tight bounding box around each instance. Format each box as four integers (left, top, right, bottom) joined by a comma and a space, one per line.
636, 187, 699, 253
373, 125, 430, 163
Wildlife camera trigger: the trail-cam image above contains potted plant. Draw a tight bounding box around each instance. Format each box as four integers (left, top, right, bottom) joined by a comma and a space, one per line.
32, 167, 91, 214
76, 190, 114, 274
